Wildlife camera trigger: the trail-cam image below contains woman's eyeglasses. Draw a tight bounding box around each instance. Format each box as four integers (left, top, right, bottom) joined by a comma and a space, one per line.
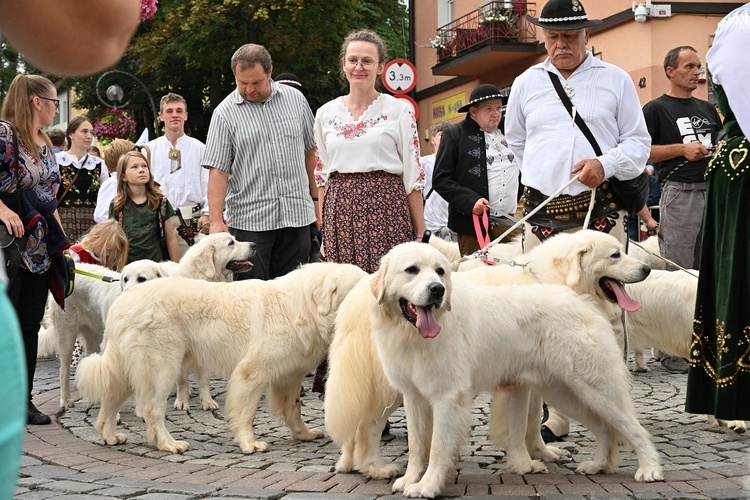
345, 58, 377, 70
37, 97, 60, 110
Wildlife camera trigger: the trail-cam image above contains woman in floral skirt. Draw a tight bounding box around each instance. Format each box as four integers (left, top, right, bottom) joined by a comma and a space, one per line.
311, 29, 425, 393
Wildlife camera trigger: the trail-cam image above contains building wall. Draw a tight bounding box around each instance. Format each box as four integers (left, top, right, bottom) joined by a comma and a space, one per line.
412, 0, 731, 153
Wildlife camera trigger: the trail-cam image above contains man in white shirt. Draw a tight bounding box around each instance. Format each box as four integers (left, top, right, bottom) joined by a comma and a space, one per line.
420, 121, 453, 240
505, 0, 650, 254
147, 93, 209, 247
504, 0, 651, 443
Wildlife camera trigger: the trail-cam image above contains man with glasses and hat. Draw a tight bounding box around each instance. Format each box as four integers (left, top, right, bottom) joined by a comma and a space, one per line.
504, 0, 651, 442
432, 83, 521, 256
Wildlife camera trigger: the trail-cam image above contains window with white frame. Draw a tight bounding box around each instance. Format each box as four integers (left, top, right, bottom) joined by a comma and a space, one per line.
438, 0, 454, 27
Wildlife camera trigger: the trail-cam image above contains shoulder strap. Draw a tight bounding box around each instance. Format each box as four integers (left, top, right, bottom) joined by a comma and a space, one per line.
547, 71, 602, 156
157, 196, 168, 241
57, 154, 87, 204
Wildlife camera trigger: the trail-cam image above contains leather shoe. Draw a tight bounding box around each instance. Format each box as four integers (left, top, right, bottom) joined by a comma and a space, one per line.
541, 425, 564, 443
27, 402, 51, 425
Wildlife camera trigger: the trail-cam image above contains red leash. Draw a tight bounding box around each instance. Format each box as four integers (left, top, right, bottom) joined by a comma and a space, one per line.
472, 207, 495, 266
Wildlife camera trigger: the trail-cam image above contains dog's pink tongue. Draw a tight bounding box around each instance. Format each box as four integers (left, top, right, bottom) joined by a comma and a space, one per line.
607, 279, 641, 312
416, 306, 441, 339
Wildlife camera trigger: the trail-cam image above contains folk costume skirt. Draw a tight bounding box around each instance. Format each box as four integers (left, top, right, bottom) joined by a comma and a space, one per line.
322, 171, 414, 274
58, 205, 95, 242
686, 135, 750, 420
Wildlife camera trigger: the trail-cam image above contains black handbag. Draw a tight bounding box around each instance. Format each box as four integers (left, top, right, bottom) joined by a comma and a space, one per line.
1, 124, 28, 281
547, 72, 650, 213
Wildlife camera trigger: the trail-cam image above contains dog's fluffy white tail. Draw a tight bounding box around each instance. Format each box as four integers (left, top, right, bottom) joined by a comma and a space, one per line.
76, 352, 120, 404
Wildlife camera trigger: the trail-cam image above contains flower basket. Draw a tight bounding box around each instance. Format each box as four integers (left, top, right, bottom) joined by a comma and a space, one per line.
478, 9, 519, 39
93, 108, 137, 145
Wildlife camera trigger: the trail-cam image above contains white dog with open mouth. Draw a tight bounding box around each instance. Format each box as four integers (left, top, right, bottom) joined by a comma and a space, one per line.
45, 232, 255, 410
368, 242, 662, 498
76, 262, 367, 454
325, 231, 651, 480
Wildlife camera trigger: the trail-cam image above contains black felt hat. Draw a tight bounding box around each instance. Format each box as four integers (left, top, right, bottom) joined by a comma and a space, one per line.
457, 84, 504, 113
274, 73, 308, 95
527, 0, 602, 30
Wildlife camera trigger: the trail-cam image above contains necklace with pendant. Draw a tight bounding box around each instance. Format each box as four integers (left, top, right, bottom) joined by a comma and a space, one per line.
563, 81, 575, 99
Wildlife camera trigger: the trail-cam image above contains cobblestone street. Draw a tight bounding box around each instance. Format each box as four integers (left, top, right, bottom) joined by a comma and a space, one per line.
16, 355, 750, 499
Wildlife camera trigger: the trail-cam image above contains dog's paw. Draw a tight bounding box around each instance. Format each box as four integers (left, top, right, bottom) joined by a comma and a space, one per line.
403, 480, 440, 498
103, 433, 128, 445
60, 398, 75, 410
719, 419, 747, 433
508, 458, 547, 475
632, 365, 650, 373
335, 454, 354, 473
635, 465, 663, 482
576, 460, 610, 475
173, 398, 190, 411
201, 397, 219, 411
393, 475, 417, 493
240, 440, 269, 454
533, 444, 563, 462
296, 427, 324, 441
365, 462, 401, 479
159, 439, 190, 454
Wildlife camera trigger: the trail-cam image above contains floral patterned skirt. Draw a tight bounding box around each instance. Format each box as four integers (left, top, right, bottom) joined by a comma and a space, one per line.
322, 171, 414, 274
314, 170, 414, 394
59, 205, 95, 242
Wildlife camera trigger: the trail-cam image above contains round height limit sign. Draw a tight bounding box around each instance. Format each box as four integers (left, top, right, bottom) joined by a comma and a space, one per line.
382, 59, 417, 94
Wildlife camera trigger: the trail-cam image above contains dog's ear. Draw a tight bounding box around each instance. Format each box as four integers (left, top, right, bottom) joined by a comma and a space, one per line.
191, 239, 217, 280
555, 248, 587, 287
313, 275, 338, 317
443, 273, 452, 312
371, 255, 389, 305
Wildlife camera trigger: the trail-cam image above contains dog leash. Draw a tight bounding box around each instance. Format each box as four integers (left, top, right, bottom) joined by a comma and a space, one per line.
627, 240, 699, 278
472, 208, 496, 266
454, 175, 592, 268
73, 268, 120, 283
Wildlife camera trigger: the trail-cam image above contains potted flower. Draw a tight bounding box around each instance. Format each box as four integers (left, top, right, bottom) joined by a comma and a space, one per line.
428, 36, 446, 51
93, 108, 137, 145
427, 36, 454, 59
479, 8, 519, 39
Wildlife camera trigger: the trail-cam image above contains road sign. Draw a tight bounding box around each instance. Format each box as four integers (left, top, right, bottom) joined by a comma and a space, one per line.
382, 59, 417, 95
394, 95, 418, 120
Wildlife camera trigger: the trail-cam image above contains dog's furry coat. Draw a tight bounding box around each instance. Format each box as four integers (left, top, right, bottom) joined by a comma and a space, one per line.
76, 262, 366, 454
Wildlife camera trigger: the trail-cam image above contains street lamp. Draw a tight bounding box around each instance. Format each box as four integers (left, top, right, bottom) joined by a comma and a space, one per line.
95, 70, 159, 136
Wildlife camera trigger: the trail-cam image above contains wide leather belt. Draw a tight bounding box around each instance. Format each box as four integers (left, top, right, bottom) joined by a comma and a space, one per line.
523, 183, 621, 231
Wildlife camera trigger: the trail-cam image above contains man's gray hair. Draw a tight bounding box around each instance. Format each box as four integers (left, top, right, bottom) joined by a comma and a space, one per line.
231, 44, 272, 75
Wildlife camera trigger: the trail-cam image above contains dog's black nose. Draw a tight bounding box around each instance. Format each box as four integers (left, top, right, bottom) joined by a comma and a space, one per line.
429, 282, 445, 298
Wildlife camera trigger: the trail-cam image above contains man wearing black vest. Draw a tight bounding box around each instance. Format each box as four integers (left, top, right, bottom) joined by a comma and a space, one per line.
432, 84, 520, 256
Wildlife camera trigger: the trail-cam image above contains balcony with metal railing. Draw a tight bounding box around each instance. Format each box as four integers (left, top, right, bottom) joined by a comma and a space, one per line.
432, 1, 545, 76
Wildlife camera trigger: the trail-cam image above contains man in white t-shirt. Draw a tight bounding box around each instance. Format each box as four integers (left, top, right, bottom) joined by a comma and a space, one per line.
147, 93, 209, 247
420, 121, 454, 241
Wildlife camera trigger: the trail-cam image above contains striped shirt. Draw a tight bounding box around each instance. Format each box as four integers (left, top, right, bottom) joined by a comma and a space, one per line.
202, 82, 316, 231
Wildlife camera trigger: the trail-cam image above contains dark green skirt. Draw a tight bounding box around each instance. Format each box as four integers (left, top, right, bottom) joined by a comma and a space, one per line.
685, 135, 750, 420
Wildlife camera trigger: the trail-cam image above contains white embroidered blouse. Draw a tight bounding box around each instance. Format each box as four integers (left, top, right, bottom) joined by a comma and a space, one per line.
313, 93, 424, 193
